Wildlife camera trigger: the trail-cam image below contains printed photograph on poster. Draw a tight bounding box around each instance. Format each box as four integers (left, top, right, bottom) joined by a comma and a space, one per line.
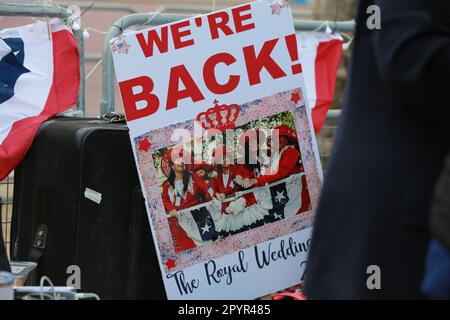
151, 107, 311, 254
134, 87, 320, 272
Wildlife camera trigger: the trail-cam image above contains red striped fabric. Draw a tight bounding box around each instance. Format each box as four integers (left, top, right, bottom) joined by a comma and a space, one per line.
0, 25, 79, 180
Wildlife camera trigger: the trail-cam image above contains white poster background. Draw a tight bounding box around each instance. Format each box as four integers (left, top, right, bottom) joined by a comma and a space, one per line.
164, 227, 313, 300
113, 1, 305, 137
112, 0, 320, 299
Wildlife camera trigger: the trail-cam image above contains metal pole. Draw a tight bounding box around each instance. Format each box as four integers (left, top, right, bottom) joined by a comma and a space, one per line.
59, 2, 138, 14
85, 53, 102, 62
100, 13, 190, 115
325, 109, 341, 121
294, 20, 355, 33
0, 3, 70, 18
73, 29, 86, 115
156, 4, 312, 19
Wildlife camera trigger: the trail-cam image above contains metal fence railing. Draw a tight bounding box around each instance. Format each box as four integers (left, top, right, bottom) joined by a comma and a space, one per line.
319, 109, 340, 167
317, 122, 338, 169
155, 4, 313, 19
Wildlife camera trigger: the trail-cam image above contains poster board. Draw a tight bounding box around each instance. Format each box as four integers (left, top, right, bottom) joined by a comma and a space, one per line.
111, 0, 322, 299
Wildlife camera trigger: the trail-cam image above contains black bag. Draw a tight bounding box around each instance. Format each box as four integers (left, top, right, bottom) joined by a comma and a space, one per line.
11, 117, 165, 299
0, 197, 11, 272
126, 187, 166, 299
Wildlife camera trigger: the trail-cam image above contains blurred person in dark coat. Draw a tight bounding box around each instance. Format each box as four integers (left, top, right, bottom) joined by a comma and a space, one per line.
421, 154, 450, 299
304, 0, 450, 299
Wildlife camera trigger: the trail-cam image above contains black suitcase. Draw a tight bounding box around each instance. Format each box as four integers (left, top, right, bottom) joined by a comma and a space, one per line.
11, 117, 165, 299
0, 197, 11, 271
126, 187, 166, 299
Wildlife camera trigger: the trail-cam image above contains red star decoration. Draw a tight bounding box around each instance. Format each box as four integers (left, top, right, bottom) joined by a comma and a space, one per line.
291, 91, 302, 104
138, 138, 151, 152
165, 258, 176, 271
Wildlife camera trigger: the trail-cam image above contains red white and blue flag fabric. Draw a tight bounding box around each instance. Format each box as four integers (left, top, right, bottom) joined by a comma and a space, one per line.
0, 20, 80, 180
177, 173, 305, 248
297, 32, 343, 133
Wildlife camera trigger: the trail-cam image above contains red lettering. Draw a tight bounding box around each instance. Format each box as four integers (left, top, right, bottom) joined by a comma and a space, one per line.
232, 4, 255, 33
166, 65, 205, 110
171, 20, 194, 49
136, 27, 168, 58
203, 53, 239, 94
119, 76, 160, 121
243, 39, 286, 85
208, 11, 233, 40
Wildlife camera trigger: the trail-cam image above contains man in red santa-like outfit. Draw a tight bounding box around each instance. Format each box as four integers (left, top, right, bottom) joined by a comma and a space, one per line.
161, 147, 212, 253
247, 124, 311, 214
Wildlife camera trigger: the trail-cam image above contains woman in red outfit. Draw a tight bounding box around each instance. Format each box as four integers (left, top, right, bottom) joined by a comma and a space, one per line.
160, 147, 212, 253
211, 146, 238, 200
247, 125, 311, 213
210, 145, 260, 236
210, 145, 245, 199
188, 161, 214, 198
